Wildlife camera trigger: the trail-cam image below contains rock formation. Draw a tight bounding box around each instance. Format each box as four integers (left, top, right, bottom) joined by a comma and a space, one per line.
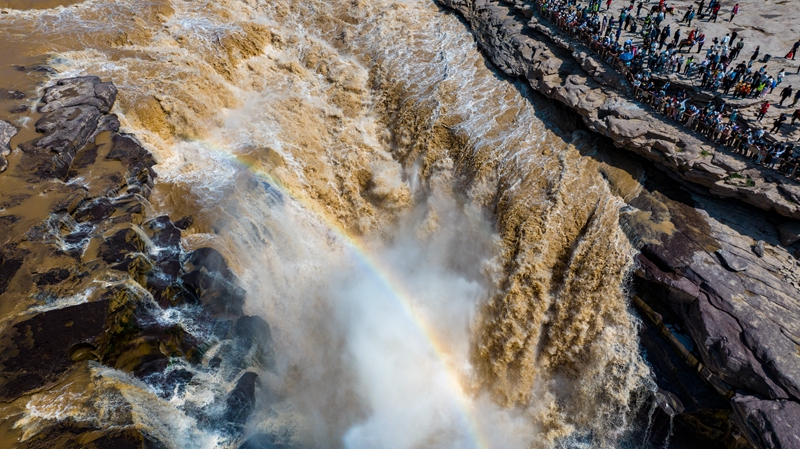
0, 76, 271, 446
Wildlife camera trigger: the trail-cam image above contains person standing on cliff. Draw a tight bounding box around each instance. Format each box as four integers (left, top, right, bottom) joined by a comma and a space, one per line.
660, 25, 671, 50
750, 45, 760, 62
730, 3, 739, 21
710, 3, 721, 22
696, 33, 706, 53
791, 89, 800, 107
686, 8, 696, 26
780, 86, 794, 106
770, 114, 787, 133
790, 40, 800, 61
731, 38, 744, 60
757, 100, 770, 122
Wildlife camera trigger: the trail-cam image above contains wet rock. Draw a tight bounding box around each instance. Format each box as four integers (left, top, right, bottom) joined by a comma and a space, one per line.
224, 371, 259, 429
32, 267, 71, 286
716, 249, 749, 272
23, 423, 167, 449
0, 300, 110, 400
653, 388, 686, 417
181, 268, 246, 317
0, 75, 256, 446
95, 113, 121, 135
38, 75, 117, 114
0, 252, 25, 295
186, 247, 235, 280
106, 134, 156, 186
9, 104, 29, 114
0, 89, 25, 100
16, 104, 102, 179
34, 104, 101, 154
99, 227, 146, 264
776, 222, 800, 247
754, 240, 765, 258
144, 216, 182, 250
0, 119, 17, 172
0, 119, 16, 152
234, 315, 276, 370
73, 197, 115, 223
174, 215, 194, 230
731, 394, 800, 449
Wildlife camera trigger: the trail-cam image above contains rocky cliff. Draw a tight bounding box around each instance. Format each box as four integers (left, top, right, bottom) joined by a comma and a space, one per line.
0, 77, 273, 447
437, 0, 800, 222
437, 0, 800, 447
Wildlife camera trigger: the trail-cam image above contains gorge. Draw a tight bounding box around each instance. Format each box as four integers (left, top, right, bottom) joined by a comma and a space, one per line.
0, 0, 798, 448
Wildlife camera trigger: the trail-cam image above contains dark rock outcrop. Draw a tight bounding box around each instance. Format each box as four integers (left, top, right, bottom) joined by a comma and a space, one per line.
626, 181, 800, 448
0, 76, 273, 447
0, 119, 16, 172
732, 395, 800, 449
224, 371, 260, 430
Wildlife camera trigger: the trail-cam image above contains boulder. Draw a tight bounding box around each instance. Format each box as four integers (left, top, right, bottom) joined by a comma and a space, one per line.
0, 120, 18, 172
186, 247, 235, 281
0, 119, 16, 153
731, 395, 800, 449
224, 371, 259, 430
181, 268, 246, 317
34, 104, 101, 154
234, 315, 276, 370
38, 76, 117, 114
98, 227, 147, 264
0, 300, 110, 400
174, 215, 194, 230
754, 240, 765, 258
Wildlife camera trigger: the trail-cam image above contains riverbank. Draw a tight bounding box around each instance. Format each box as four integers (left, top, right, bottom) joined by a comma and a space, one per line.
436, 0, 800, 447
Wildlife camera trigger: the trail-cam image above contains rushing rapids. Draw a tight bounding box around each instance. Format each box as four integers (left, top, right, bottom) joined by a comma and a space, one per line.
0, 0, 655, 447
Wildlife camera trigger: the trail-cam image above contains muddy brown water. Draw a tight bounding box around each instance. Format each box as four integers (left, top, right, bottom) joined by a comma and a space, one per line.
0, 0, 84, 9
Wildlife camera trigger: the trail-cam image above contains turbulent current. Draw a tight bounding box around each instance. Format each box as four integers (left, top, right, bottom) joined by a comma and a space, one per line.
1, 0, 654, 447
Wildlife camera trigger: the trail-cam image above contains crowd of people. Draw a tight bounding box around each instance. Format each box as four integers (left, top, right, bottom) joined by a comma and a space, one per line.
531, 0, 800, 180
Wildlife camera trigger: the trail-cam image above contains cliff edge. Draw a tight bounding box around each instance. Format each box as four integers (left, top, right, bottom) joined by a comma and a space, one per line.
437, 0, 800, 448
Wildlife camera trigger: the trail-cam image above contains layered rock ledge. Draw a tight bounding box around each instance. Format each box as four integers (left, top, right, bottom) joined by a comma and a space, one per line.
0, 77, 272, 447
436, 1, 800, 448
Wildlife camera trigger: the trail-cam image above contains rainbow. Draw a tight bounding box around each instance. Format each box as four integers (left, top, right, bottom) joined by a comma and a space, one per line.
187, 140, 493, 449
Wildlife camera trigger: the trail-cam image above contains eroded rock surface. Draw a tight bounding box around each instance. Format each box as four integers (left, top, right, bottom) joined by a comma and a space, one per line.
0, 76, 272, 447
